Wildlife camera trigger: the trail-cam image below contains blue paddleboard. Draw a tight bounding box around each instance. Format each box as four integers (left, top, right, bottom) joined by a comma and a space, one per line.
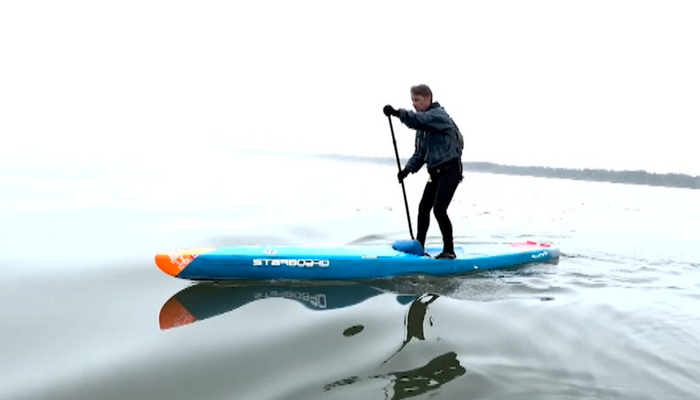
154, 240, 559, 281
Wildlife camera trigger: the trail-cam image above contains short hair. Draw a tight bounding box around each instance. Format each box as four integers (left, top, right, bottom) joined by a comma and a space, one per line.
410, 84, 433, 102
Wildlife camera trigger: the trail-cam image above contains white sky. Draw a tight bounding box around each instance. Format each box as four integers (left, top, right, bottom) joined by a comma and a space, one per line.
1, 0, 699, 175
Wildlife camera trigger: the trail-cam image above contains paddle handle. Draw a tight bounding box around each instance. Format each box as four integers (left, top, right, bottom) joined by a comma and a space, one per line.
387, 115, 415, 240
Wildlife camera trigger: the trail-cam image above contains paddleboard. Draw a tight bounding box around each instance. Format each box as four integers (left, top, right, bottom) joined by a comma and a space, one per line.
154, 239, 559, 281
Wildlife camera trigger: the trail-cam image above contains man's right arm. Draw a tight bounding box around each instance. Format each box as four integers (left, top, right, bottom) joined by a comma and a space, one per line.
398, 107, 453, 134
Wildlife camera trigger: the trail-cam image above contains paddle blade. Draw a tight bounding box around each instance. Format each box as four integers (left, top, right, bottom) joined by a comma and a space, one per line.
392, 239, 425, 256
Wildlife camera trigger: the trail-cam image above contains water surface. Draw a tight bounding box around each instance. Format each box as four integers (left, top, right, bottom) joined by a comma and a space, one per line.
2, 151, 699, 400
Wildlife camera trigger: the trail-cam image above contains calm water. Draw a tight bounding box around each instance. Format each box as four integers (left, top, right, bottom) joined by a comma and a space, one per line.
2, 151, 699, 400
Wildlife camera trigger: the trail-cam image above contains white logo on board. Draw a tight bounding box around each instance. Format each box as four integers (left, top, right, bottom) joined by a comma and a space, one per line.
252, 259, 330, 268
531, 251, 548, 259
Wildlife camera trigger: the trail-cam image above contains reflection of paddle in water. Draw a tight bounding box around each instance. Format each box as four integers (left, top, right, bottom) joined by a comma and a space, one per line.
323, 293, 466, 400
382, 293, 440, 365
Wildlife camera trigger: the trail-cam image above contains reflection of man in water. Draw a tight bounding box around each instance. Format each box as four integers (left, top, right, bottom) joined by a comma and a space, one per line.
327, 293, 467, 400
386, 351, 465, 400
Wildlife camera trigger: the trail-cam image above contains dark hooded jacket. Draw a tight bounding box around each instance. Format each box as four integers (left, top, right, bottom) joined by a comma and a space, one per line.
398, 102, 464, 173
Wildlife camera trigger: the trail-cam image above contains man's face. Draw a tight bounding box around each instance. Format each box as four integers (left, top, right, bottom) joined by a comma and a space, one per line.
411, 94, 431, 112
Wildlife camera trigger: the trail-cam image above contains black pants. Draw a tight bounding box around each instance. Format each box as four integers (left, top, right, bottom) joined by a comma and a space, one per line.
416, 157, 462, 253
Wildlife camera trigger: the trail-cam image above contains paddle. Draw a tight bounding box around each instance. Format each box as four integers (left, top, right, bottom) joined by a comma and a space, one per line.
387, 115, 415, 240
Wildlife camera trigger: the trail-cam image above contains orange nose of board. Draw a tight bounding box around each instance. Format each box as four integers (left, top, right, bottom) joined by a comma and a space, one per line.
154, 248, 215, 277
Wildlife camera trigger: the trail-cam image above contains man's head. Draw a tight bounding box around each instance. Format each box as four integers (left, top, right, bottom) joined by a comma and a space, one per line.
410, 84, 433, 112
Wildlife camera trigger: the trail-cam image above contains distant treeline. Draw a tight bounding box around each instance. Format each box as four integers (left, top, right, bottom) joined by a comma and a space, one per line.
318, 154, 700, 190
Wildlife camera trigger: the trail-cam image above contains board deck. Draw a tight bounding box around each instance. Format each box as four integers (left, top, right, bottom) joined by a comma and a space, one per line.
154, 240, 559, 281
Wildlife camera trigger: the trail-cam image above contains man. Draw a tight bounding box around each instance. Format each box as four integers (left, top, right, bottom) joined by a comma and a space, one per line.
383, 84, 464, 260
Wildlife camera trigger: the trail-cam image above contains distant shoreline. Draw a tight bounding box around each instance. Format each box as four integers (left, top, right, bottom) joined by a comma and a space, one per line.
315, 154, 700, 190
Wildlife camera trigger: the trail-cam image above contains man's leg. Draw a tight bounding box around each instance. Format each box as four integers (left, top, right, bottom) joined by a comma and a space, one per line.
432, 166, 461, 258
416, 178, 437, 250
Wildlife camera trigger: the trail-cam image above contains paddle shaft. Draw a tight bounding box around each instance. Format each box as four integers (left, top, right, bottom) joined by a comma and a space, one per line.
387, 115, 415, 240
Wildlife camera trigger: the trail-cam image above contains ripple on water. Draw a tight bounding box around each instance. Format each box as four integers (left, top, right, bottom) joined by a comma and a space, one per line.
412, 291, 700, 400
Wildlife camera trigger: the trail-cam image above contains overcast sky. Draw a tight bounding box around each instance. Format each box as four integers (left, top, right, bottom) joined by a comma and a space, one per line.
2, 0, 698, 175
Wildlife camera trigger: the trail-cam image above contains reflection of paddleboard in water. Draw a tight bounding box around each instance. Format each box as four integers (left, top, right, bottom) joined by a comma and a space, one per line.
159, 282, 467, 399
158, 282, 416, 330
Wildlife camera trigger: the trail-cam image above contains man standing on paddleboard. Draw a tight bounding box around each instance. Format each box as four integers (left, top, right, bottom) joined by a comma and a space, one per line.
383, 84, 464, 260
